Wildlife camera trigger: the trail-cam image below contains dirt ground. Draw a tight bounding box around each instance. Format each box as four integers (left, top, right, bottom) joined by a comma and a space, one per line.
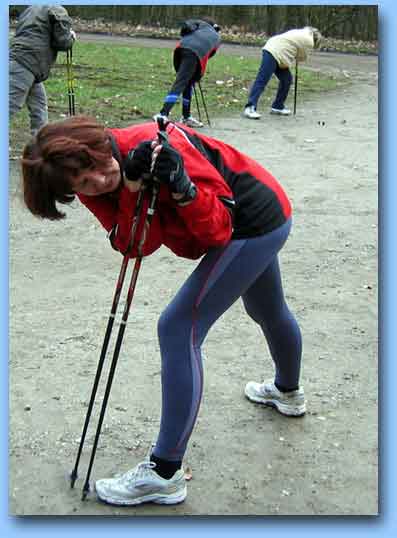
9, 41, 378, 516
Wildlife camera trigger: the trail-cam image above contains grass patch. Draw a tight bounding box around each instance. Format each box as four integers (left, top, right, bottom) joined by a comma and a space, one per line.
9, 40, 349, 157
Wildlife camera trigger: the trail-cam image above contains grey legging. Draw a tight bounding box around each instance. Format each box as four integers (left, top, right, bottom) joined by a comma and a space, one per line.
152, 218, 302, 461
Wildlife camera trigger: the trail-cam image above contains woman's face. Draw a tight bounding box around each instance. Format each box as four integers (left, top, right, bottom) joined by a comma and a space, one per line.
71, 157, 122, 196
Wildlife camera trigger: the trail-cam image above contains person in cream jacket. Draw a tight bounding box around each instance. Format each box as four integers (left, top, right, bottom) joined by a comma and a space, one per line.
243, 26, 322, 119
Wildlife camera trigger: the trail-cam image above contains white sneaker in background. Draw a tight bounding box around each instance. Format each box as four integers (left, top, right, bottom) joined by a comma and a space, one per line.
270, 107, 291, 116
180, 116, 204, 128
243, 106, 261, 119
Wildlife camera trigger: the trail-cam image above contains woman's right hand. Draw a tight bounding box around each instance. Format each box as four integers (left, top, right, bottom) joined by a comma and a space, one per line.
124, 141, 153, 182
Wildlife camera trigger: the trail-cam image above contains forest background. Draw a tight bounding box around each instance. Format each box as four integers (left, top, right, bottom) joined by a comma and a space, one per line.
9, 4, 378, 53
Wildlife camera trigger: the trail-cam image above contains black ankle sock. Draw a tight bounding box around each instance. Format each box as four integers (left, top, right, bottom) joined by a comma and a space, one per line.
275, 381, 299, 393
150, 454, 182, 480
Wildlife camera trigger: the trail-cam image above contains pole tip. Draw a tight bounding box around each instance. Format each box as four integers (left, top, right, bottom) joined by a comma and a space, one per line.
69, 469, 78, 488
81, 482, 91, 501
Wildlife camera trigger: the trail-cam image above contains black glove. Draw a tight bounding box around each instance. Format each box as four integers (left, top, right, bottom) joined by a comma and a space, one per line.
152, 142, 192, 195
124, 141, 153, 182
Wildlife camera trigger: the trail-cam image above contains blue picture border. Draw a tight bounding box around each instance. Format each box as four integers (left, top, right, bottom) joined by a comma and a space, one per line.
3, 1, 395, 536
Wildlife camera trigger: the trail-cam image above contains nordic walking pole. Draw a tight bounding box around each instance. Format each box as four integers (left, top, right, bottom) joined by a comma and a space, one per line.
193, 85, 202, 123
80, 119, 167, 501
198, 81, 211, 127
69, 189, 146, 489
293, 60, 298, 116
66, 48, 76, 116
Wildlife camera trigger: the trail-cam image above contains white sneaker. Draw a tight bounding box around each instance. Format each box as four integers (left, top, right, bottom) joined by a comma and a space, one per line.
270, 107, 291, 116
243, 106, 261, 119
245, 379, 306, 417
180, 116, 204, 128
95, 461, 187, 506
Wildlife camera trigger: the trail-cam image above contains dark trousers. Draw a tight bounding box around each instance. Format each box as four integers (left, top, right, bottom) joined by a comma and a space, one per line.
161, 49, 200, 118
246, 50, 293, 110
9, 59, 48, 135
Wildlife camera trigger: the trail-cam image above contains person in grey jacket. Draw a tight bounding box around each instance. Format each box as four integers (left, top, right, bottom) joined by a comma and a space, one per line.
9, 5, 76, 135
154, 18, 221, 128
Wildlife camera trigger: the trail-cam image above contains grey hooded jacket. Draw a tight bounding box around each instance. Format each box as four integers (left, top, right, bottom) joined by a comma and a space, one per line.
174, 19, 221, 78
179, 20, 220, 60
9, 5, 74, 83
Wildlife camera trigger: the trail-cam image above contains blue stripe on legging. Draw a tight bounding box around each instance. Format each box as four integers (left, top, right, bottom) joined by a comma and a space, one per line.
164, 93, 179, 103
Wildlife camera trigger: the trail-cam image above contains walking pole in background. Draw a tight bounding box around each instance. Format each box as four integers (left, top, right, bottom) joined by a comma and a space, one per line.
66, 48, 76, 116
293, 60, 298, 116
193, 85, 203, 124
198, 81, 211, 127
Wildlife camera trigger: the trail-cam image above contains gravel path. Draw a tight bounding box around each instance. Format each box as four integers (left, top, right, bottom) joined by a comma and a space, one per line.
9, 37, 378, 516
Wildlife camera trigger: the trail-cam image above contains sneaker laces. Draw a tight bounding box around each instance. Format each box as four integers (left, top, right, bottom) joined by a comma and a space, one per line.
133, 461, 157, 482
115, 460, 156, 484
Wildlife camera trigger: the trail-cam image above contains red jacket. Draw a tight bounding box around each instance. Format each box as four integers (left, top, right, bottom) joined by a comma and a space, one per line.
78, 122, 291, 259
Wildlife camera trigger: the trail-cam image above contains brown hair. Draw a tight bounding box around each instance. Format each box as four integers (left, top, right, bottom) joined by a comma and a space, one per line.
22, 115, 112, 220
